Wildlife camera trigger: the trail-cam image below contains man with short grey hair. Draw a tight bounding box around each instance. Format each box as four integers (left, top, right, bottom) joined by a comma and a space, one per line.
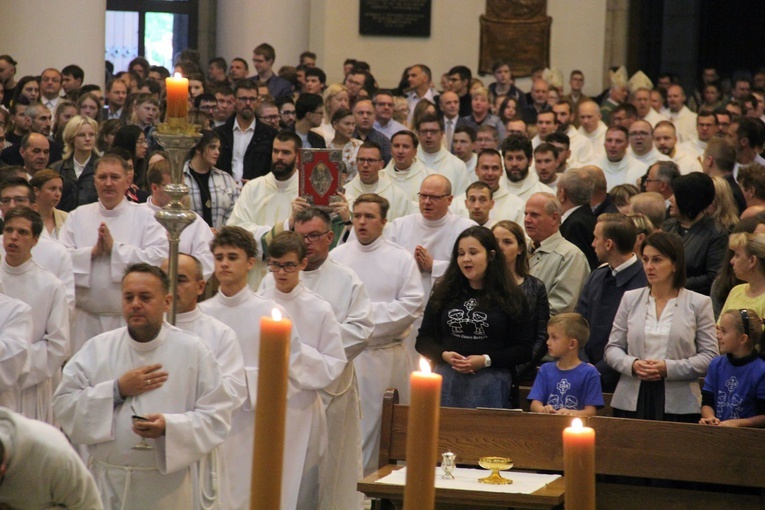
557, 169, 598, 269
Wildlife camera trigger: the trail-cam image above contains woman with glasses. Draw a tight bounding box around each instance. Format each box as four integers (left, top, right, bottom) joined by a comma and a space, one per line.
416, 226, 533, 409
328, 108, 362, 183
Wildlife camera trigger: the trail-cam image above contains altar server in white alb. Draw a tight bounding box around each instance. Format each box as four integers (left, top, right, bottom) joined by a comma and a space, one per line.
53, 263, 233, 510
386, 174, 475, 369
0, 407, 103, 510
60, 154, 168, 353
260, 231, 348, 509
146, 160, 215, 280
262, 207, 373, 509
200, 226, 344, 510
0, 294, 32, 412
331, 193, 425, 476
164, 253, 246, 510
1, 207, 69, 424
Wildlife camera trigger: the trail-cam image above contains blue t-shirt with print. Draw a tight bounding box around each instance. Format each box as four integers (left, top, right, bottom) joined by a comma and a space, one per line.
528, 362, 604, 410
703, 354, 765, 421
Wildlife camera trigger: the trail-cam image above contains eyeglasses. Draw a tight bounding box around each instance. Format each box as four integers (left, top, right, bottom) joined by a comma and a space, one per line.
267, 262, 300, 273
0, 196, 30, 205
301, 231, 330, 243
417, 193, 449, 201
357, 157, 380, 165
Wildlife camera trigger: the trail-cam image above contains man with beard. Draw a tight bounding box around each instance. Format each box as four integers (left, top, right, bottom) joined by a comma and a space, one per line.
214, 80, 277, 185
551, 100, 593, 168
226, 131, 304, 288
501, 134, 553, 201
653, 120, 703, 175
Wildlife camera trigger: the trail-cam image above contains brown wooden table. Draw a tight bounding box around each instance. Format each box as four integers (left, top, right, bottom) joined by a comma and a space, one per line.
358, 464, 565, 509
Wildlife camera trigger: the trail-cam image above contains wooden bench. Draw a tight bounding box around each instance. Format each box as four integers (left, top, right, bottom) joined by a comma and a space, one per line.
359, 388, 765, 509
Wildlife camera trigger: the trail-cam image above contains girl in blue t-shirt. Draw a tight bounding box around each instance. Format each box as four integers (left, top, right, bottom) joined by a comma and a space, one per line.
700, 308, 765, 427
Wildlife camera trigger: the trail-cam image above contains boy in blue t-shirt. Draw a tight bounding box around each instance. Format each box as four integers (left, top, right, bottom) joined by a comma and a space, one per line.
700, 308, 765, 427
529, 313, 604, 417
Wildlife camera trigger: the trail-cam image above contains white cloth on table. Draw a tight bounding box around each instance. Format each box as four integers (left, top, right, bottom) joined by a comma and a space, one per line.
52, 325, 233, 510
1, 258, 69, 424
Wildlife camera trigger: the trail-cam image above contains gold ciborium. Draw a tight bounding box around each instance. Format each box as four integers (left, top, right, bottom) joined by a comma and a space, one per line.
478, 456, 513, 485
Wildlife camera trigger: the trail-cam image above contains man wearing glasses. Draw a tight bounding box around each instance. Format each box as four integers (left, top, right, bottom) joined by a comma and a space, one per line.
255, 100, 281, 130
372, 90, 407, 139
214, 80, 277, 184
628, 119, 670, 168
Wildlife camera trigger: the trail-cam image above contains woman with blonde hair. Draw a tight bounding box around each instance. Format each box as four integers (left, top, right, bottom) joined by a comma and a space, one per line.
51, 115, 100, 211
626, 212, 655, 257
392, 96, 410, 126
461, 87, 507, 140
328, 108, 362, 183
708, 175, 740, 232
719, 232, 765, 323
30, 169, 68, 239
313, 83, 349, 144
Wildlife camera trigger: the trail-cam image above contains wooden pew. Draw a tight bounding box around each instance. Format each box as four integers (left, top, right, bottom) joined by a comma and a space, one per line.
362, 388, 765, 509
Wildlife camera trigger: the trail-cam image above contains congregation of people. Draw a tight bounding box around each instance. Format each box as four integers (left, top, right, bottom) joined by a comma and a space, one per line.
2, 42, 765, 509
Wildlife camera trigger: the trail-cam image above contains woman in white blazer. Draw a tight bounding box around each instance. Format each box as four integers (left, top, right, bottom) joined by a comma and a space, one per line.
605, 231, 719, 422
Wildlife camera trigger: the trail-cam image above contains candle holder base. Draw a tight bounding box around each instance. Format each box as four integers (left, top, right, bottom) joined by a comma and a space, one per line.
478, 457, 514, 485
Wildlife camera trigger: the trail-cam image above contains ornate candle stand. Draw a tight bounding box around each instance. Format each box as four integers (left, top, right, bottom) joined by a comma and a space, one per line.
153, 121, 201, 324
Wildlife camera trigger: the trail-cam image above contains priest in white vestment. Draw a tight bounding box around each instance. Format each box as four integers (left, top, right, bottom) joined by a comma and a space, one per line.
60, 155, 168, 354
344, 142, 417, 221
386, 175, 476, 369
146, 164, 215, 280
665, 85, 697, 143
415, 115, 470, 196
331, 194, 424, 476
628, 120, 672, 170
653, 120, 703, 175
200, 226, 344, 510
383, 131, 433, 201
1, 207, 69, 424
678, 110, 716, 161
260, 231, 348, 509
165, 253, 246, 510
587, 126, 647, 190
53, 264, 233, 510
577, 101, 608, 155
226, 133, 303, 288
261, 209, 373, 510
451, 149, 525, 225
0, 407, 103, 510
0, 294, 32, 413
551, 102, 595, 168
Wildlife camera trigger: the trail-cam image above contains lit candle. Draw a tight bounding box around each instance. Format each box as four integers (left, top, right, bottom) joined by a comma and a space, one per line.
165, 72, 189, 119
403, 358, 442, 509
250, 308, 291, 510
563, 418, 595, 510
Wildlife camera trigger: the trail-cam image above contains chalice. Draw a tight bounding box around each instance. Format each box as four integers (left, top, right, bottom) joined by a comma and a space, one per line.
478, 456, 513, 484
130, 404, 153, 451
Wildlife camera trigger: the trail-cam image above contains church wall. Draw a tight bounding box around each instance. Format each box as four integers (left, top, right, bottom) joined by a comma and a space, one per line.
0, 0, 106, 89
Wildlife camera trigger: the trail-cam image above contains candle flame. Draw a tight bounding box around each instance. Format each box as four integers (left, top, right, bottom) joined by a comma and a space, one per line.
271, 308, 282, 321
571, 418, 583, 429
173, 72, 182, 79
419, 357, 431, 373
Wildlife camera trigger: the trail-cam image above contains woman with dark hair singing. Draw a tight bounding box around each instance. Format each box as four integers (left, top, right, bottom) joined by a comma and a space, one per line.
416, 225, 533, 408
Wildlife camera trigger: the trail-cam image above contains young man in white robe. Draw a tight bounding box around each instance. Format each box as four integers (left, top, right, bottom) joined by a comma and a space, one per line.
386, 174, 476, 369
382, 130, 433, 201
146, 162, 215, 280
53, 263, 233, 510
0, 407, 103, 510
0, 178, 75, 306
415, 114, 470, 197
60, 155, 168, 353
261, 208, 373, 509
163, 253, 246, 510
200, 226, 345, 510
331, 193, 425, 476
344, 141, 417, 221
260, 231, 348, 509
0, 293, 33, 412
501, 135, 554, 202
1, 207, 69, 424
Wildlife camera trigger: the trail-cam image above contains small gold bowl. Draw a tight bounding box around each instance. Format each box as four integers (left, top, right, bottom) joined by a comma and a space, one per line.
478, 456, 514, 484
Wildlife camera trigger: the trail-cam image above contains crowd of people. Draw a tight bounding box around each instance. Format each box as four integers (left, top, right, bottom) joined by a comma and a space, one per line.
1, 42, 765, 509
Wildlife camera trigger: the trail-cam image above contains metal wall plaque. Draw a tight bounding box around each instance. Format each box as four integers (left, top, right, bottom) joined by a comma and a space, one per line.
359, 0, 431, 37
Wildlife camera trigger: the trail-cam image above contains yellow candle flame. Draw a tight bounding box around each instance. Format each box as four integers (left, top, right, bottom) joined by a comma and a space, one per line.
419, 357, 431, 373
571, 417, 583, 429
272, 308, 283, 321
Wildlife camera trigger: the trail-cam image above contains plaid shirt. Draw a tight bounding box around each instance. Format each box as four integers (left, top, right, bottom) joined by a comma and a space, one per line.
183, 162, 240, 229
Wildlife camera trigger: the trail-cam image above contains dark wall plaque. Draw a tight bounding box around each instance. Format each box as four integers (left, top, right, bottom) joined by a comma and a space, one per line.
359, 0, 431, 37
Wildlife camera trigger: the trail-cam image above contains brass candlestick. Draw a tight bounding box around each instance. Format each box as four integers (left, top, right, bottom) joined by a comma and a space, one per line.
154, 121, 201, 325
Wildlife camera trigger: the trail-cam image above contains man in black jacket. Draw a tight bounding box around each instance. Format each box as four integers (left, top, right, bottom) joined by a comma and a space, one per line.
557, 168, 598, 269
214, 79, 277, 184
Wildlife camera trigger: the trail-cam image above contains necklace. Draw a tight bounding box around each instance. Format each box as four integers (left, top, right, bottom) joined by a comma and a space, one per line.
189, 163, 212, 209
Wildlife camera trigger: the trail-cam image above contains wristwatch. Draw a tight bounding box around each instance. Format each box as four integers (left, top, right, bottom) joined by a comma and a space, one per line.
483, 354, 492, 367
